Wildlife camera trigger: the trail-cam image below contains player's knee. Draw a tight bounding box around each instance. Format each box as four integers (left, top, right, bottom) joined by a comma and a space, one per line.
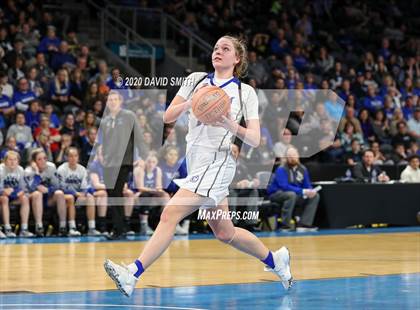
160, 206, 180, 225
214, 229, 234, 244
160, 206, 172, 223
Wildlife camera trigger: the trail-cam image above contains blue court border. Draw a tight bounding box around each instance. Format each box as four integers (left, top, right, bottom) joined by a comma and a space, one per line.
0, 226, 419, 245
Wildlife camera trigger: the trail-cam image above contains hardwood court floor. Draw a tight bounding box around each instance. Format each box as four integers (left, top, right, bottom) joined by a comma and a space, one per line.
0, 229, 419, 294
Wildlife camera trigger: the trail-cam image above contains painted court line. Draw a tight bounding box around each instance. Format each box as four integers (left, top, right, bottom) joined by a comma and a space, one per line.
0, 304, 208, 310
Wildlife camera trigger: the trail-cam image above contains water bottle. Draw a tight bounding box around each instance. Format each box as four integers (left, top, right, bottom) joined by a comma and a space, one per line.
371, 169, 377, 183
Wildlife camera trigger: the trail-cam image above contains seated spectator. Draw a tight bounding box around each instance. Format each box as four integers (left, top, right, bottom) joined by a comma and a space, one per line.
24, 99, 42, 130
407, 107, 420, 142
247, 51, 267, 87
352, 149, 390, 183
0, 150, 34, 237
400, 155, 420, 183
389, 143, 408, 165
338, 105, 362, 134
267, 146, 319, 232
79, 111, 98, 140
0, 71, 14, 98
5, 39, 29, 69
34, 52, 53, 87
107, 67, 127, 90
0, 136, 22, 160
358, 108, 375, 142
135, 154, 170, 235
343, 139, 362, 165
57, 147, 100, 236
273, 128, 293, 163
340, 122, 364, 152
15, 23, 39, 57
402, 96, 415, 120
33, 132, 54, 162
392, 121, 416, 149
60, 113, 78, 142
37, 25, 60, 54
383, 95, 395, 120
371, 110, 391, 145
6, 112, 33, 151
84, 82, 103, 110
363, 84, 383, 112
26, 67, 44, 98
69, 68, 87, 110
33, 114, 61, 154
407, 141, 420, 157
49, 68, 71, 112
371, 141, 387, 165
324, 91, 344, 122
44, 102, 61, 128
315, 47, 334, 74
0, 85, 14, 128
24, 148, 65, 237
90, 59, 111, 85
13, 77, 37, 112
55, 133, 74, 165
80, 127, 97, 167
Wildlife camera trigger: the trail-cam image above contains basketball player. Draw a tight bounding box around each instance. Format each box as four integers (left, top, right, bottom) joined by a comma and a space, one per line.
104, 36, 293, 296
0, 151, 34, 237
57, 147, 100, 236
25, 148, 66, 237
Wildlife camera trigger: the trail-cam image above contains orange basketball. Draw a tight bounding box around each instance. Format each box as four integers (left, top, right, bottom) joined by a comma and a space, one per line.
191, 86, 230, 125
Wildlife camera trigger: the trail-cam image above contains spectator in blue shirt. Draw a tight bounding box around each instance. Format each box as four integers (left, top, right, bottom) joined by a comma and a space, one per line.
50, 41, 76, 72
44, 102, 61, 128
324, 91, 344, 122
363, 85, 384, 113
49, 68, 71, 111
24, 99, 41, 130
0, 85, 14, 128
37, 26, 60, 54
12, 77, 37, 112
107, 67, 127, 90
267, 147, 319, 232
402, 96, 415, 120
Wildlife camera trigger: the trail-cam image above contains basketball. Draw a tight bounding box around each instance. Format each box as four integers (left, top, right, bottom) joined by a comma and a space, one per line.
191, 86, 230, 125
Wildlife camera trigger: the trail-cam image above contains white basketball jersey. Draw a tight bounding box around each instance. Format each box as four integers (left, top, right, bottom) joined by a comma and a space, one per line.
176, 72, 259, 152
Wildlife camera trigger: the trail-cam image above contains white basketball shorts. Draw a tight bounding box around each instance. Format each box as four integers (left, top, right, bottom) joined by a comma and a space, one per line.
174, 145, 236, 207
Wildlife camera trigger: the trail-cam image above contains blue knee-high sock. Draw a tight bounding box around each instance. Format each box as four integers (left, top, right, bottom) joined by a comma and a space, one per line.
261, 251, 275, 269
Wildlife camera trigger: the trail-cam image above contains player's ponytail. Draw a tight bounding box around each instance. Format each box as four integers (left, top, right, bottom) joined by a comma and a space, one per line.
222, 35, 248, 78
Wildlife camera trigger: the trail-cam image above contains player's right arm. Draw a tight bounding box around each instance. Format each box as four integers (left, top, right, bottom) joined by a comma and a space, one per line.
163, 95, 192, 124
164, 72, 207, 124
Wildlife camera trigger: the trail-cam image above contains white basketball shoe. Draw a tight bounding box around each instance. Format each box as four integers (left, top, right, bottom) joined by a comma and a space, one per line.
104, 259, 138, 297
264, 246, 294, 290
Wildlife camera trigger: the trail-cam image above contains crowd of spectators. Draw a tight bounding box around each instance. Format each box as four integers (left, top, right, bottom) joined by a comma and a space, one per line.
164, 0, 419, 167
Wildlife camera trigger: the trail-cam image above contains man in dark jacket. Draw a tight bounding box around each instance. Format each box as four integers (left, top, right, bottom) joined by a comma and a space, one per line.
98, 90, 147, 238
267, 146, 319, 232
352, 149, 390, 183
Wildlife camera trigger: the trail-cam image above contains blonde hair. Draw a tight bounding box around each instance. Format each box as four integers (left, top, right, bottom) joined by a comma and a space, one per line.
4, 150, 20, 163
221, 35, 248, 78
